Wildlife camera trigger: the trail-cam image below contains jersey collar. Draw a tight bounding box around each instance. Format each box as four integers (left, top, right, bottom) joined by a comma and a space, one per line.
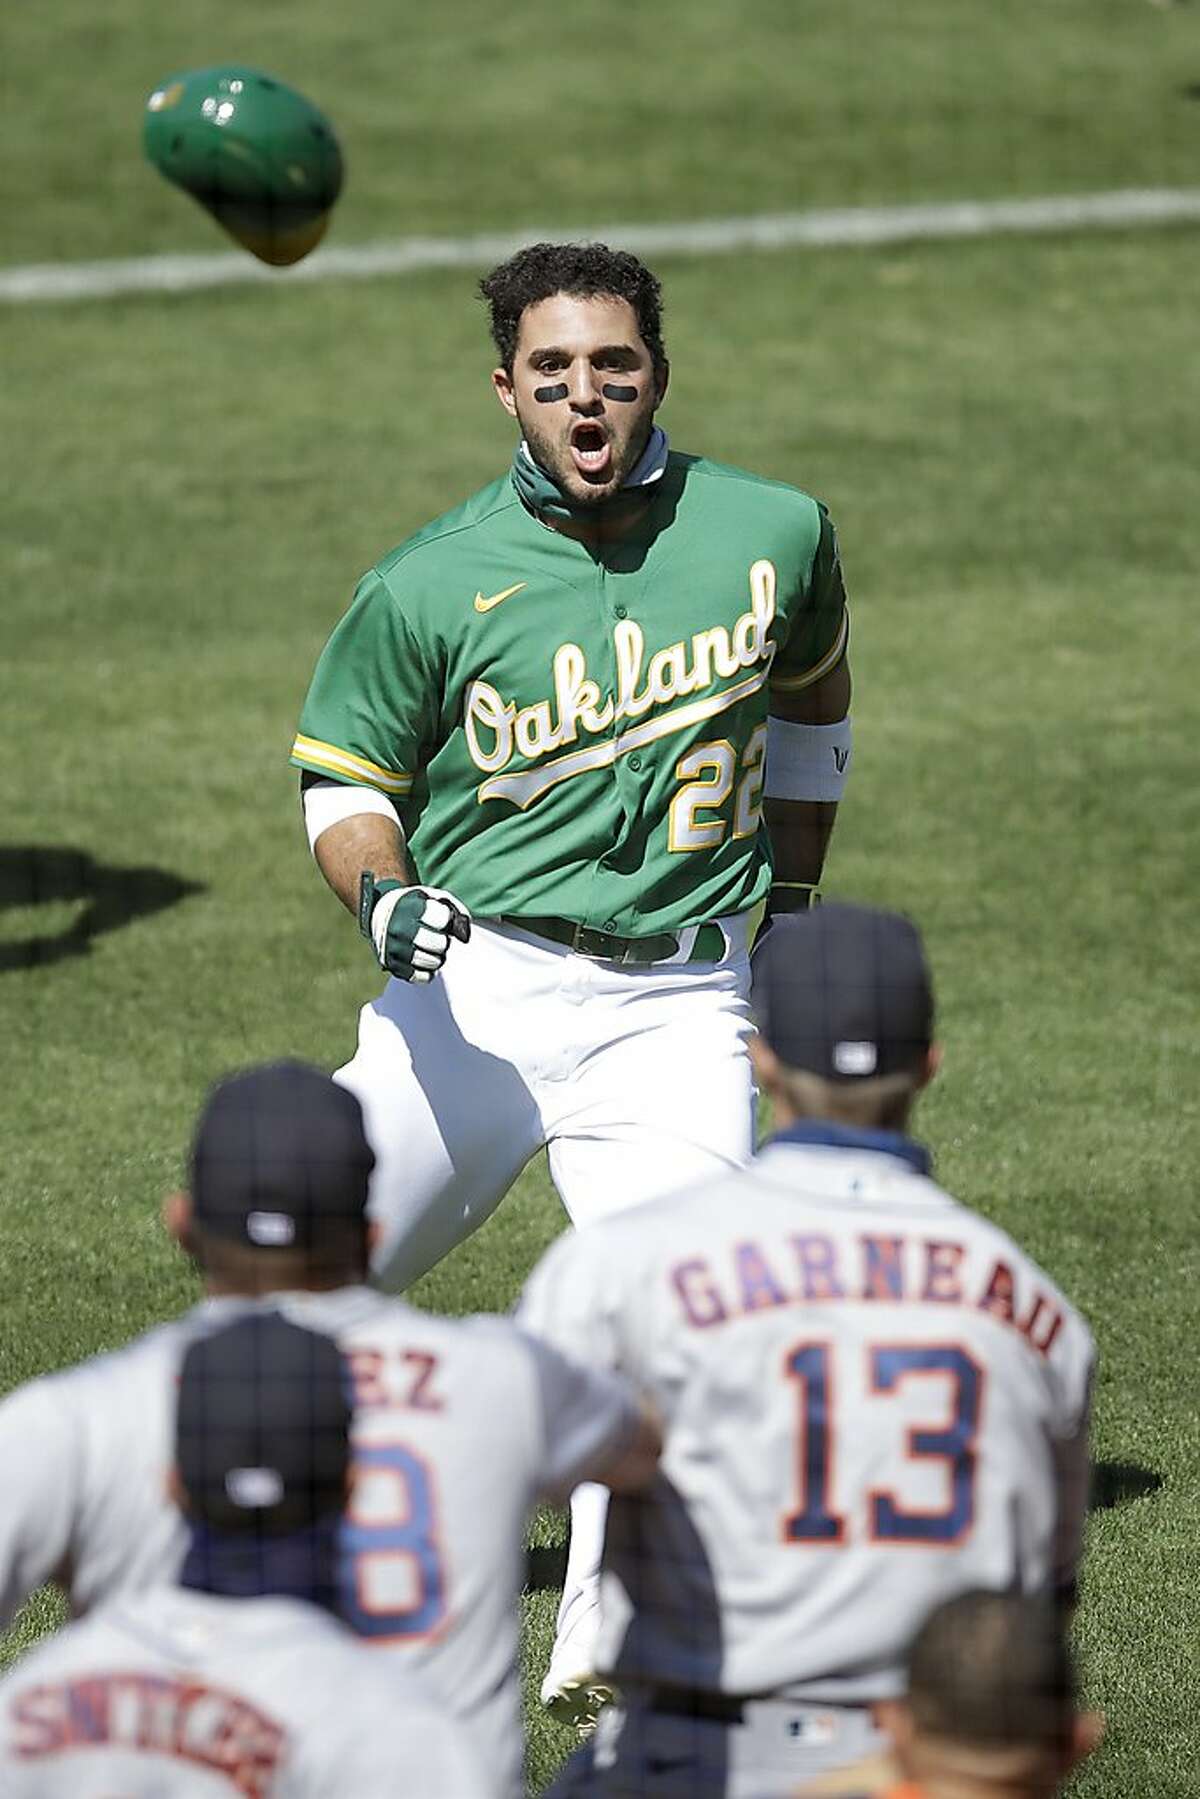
179, 1518, 340, 1613
769, 1119, 932, 1177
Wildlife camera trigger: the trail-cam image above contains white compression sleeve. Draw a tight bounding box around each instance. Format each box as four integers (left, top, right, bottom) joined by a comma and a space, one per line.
763, 715, 852, 802
302, 777, 401, 852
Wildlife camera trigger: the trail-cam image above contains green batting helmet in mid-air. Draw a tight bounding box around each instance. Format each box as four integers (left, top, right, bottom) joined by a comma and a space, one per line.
144, 67, 344, 266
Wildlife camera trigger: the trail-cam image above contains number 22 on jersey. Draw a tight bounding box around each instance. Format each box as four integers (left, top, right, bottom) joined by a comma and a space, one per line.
783, 1341, 983, 1546
669, 724, 766, 852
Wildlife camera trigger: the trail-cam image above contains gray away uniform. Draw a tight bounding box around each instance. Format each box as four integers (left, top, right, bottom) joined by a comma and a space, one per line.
519, 1133, 1095, 1798
0, 1585, 484, 1796
0, 1287, 641, 1799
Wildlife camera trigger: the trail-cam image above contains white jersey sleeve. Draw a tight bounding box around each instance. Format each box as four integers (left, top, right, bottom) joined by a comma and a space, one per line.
513, 1325, 642, 1504
518, 1230, 621, 1373
0, 1379, 81, 1631
1050, 1360, 1093, 1599
0, 1314, 209, 1630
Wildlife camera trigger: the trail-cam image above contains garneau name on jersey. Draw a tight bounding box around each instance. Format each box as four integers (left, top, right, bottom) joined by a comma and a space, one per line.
673, 1228, 1067, 1356
11, 1674, 283, 1798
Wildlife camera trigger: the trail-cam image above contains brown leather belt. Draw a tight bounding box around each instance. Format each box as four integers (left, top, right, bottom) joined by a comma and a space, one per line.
496, 916, 726, 965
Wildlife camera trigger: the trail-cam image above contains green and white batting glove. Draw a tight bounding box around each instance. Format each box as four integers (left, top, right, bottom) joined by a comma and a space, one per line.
358, 873, 472, 983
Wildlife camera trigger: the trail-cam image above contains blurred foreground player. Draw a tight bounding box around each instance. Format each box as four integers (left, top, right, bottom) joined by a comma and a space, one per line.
520, 904, 1096, 1797
797, 1589, 1104, 1799
0, 1062, 658, 1798
0, 1311, 484, 1795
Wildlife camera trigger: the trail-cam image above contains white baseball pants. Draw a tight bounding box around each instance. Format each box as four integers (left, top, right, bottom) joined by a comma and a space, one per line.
336, 918, 756, 1291
549, 1694, 887, 1797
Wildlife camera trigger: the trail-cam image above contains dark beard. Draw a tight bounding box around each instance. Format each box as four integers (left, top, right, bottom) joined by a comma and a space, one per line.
521, 411, 655, 506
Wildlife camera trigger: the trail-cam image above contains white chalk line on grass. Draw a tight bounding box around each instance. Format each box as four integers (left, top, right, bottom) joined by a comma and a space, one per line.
3, 187, 1199, 305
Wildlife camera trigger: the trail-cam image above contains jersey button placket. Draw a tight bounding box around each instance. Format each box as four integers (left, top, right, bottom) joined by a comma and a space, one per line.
590, 562, 630, 937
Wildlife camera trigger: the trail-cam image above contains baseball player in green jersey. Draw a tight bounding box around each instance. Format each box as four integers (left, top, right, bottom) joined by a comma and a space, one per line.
290, 240, 852, 1713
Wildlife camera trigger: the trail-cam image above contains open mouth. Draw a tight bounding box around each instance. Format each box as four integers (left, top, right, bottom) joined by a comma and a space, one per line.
569, 421, 613, 480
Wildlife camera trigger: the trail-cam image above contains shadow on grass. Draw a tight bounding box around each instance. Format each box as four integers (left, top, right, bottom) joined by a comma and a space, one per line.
1089, 1460, 1163, 1512
0, 845, 204, 973
525, 1545, 568, 1593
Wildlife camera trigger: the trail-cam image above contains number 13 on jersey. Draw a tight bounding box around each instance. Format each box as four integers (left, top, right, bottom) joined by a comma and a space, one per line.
783, 1341, 984, 1546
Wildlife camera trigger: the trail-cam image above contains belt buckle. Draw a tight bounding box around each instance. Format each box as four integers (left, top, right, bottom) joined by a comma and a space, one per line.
568, 922, 606, 959
570, 923, 633, 963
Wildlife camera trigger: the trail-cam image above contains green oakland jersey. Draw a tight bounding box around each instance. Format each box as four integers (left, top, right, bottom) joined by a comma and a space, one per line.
292, 452, 848, 936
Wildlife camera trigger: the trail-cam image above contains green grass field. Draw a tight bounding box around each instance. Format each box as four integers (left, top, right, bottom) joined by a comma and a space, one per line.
3, 2, 1199, 1793
4, 0, 1199, 264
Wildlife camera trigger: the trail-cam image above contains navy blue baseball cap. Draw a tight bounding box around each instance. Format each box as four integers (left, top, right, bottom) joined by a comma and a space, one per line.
177, 1311, 351, 1535
190, 1060, 374, 1248
751, 903, 934, 1080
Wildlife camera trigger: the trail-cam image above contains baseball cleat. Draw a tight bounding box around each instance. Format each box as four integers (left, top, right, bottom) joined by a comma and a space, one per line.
540, 1671, 615, 1732
541, 1584, 608, 1726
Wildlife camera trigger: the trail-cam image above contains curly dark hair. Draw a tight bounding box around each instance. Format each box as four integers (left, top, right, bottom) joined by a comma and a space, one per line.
479, 242, 668, 377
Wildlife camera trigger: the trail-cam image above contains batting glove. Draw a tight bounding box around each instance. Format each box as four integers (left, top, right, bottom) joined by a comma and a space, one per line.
358, 873, 471, 983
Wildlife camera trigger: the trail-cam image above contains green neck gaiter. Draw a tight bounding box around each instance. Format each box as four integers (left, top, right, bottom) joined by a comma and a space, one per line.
510, 427, 669, 524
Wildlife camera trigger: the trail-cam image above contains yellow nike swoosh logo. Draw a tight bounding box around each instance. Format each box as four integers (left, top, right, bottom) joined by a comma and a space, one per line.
474, 582, 528, 613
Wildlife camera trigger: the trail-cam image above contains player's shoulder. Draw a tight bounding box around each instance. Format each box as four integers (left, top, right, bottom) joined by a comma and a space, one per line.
230, 1596, 433, 1711
2, 1307, 198, 1417
754, 1136, 1055, 1252
110, 1589, 347, 1683
438, 1311, 574, 1421
533, 1178, 720, 1280
313, 1287, 542, 1383
372, 473, 522, 584
673, 450, 827, 525
306, 1284, 516, 1347
442, 1309, 546, 1376
886, 1166, 1083, 1313
756, 1142, 1092, 1344
278, 1283, 401, 1339
0, 1594, 126, 1680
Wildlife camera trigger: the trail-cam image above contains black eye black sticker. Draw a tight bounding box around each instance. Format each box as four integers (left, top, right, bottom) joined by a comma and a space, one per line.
533, 384, 569, 403
601, 384, 638, 402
